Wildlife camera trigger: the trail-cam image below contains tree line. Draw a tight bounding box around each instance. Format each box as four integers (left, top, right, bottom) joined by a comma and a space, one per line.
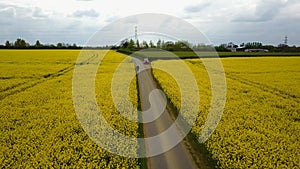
2, 38, 300, 52
117, 39, 300, 52
117, 39, 194, 52
0, 39, 82, 49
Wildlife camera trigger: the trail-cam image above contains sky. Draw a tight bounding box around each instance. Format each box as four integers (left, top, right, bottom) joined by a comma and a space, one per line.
0, 0, 299, 46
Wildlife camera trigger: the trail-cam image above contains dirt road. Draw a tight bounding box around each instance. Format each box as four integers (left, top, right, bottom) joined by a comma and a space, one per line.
134, 58, 199, 169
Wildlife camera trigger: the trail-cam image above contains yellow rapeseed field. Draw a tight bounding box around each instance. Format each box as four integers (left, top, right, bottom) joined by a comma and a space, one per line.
0, 50, 140, 168
1, 49, 299, 168
152, 57, 300, 169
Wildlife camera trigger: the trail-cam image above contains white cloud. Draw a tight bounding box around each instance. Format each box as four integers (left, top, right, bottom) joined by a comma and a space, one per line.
184, 2, 211, 13
32, 7, 48, 18
72, 9, 99, 18
0, 3, 100, 45
0, 7, 17, 17
0, 0, 299, 46
232, 0, 287, 22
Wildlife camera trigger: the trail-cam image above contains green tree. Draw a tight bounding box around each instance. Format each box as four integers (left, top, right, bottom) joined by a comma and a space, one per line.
128, 39, 135, 50
174, 41, 190, 50
156, 39, 161, 48
120, 39, 129, 48
246, 42, 262, 49
35, 40, 42, 48
215, 44, 230, 52
14, 38, 27, 48
142, 41, 149, 48
5, 41, 11, 48
149, 40, 155, 48
57, 43, 63, 48
161, 40, 166, 49
136, 40, 140, 49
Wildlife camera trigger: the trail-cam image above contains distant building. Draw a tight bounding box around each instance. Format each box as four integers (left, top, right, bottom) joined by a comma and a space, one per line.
236, 47, 246, 52
165, 41, 174, 46
225, 42, 269, 52
244, 49, 269, 52
226, 42, 239, 52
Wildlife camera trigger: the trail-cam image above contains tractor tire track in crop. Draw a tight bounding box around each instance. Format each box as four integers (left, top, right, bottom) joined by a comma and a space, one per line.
225, 73, 299, 103
0, 53, 98, 101
187, 61, 299, 103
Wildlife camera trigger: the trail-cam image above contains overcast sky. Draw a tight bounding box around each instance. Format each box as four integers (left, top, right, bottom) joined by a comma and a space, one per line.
0, 0, 299, 46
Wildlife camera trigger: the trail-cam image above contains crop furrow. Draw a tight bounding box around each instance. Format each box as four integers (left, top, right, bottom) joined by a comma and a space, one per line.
0, 54, 99, 100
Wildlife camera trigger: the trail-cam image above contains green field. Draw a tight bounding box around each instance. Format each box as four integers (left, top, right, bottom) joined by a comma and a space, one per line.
0, 50, 299, 168
130, 50, 300, 60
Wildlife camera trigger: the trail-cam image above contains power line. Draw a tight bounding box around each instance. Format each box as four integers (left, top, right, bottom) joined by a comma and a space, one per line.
284, 35, 288, 46
135, 26, 138, 42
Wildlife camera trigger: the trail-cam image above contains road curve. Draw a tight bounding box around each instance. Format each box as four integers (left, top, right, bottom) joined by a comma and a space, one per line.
134, 58, 199, 169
